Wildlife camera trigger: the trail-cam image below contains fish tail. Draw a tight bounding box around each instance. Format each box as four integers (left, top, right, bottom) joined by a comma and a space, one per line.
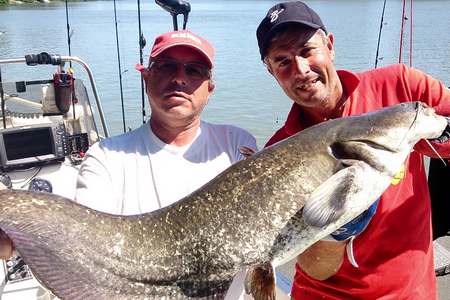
244, 262, 276, 300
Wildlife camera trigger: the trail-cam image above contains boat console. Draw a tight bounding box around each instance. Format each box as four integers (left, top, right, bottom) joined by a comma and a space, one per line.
0, 122, 69, 171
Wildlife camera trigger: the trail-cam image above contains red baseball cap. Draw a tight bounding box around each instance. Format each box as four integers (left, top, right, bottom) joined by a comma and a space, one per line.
135, 30, 215, 72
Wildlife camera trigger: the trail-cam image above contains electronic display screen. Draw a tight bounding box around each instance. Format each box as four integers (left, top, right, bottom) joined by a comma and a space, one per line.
3, 128, 53, 160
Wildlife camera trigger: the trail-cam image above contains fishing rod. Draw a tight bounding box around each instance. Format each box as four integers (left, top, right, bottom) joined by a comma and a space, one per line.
113, 0, 127, 133
64, 0, 72, 66
409, 0, 413, 67
0, 67, 5, 129
398, 0, 406, 64
137, 0, 146, 125
398, 0, 413, 66
134, 0, 191, 126
63, 0, 79, 121
374, 0, 387, 69
155, 0, 191, 30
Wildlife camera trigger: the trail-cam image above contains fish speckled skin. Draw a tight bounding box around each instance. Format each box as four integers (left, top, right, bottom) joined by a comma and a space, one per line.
0, 102, 446, 300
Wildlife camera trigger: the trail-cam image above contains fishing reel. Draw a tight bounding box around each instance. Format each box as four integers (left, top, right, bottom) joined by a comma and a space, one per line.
155, 0, 191, 30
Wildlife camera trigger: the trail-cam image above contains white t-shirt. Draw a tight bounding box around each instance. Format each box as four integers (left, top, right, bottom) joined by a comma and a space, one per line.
75, 121, 257, 215
75, 121, 256, 299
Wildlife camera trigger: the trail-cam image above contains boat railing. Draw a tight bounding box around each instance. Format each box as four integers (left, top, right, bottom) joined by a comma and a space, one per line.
0, 52, 109, 138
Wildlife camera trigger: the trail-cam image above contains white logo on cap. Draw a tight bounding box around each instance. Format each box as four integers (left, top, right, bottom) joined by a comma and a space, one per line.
170, 32, 202, 44
270, 8, 285, 23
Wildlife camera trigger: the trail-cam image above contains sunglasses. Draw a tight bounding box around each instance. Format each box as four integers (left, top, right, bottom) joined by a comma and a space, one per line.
149, 58, 211, 80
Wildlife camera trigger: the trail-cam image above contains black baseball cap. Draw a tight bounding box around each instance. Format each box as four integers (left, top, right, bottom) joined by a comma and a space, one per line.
256, 1, 327, 60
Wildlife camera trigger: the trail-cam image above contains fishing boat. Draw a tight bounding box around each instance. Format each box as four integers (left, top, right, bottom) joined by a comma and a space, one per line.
0, 52, 109, 300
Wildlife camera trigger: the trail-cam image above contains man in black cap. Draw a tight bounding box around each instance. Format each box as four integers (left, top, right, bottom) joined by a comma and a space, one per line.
256, 1, 450, 299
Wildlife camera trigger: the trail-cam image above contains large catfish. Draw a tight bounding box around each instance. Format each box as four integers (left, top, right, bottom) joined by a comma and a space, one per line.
0, 102, 446, 300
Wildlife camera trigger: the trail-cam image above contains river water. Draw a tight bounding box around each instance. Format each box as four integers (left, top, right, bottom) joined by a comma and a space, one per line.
1, 0, 450, 146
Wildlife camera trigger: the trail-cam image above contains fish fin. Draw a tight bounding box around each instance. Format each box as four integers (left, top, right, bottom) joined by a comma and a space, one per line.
244, 262, 276, 300
302, 162, 361, 227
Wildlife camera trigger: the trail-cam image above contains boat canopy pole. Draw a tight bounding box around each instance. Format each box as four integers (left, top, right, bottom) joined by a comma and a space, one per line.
155, 0, 191, 30
113, 0, 127, 133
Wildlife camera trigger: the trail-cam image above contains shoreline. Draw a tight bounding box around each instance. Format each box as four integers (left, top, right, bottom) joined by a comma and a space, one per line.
0, 0, 87, 5
2, 0, 51, 4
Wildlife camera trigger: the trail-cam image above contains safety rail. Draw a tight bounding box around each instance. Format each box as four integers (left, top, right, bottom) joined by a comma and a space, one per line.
0, 53, 109, 138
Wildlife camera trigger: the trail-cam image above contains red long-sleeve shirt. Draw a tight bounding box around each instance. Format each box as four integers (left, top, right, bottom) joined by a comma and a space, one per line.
266, 64, 450, 300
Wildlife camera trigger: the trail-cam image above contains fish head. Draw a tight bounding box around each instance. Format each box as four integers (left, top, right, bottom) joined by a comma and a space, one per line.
330, 101, 447, 177
300, 102, 447, 235
369, 101, 447, 145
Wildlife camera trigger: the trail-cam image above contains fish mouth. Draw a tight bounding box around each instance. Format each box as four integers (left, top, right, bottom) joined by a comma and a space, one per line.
330, 140, 398, 174
407, 102, 448, 141
331, 139, 396, 157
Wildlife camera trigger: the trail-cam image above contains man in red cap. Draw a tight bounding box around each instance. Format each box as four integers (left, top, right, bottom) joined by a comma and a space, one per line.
256, 1, 450, 299
0, 30, 255, 299
76, 28, 256, 215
